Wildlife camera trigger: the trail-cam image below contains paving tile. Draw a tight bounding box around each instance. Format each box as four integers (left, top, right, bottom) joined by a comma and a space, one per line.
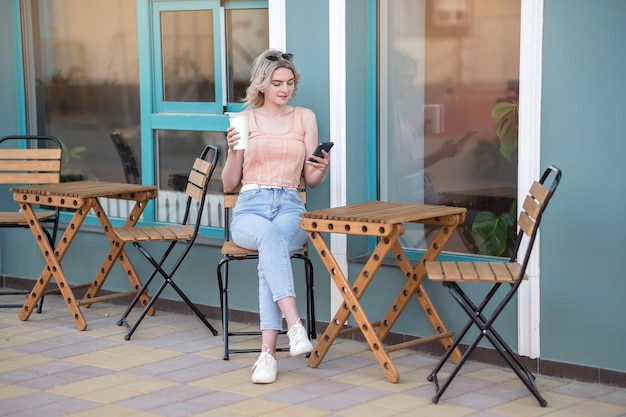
0, 292, 624, 417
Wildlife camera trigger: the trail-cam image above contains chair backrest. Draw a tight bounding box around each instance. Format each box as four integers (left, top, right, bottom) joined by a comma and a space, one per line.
511, 165, 562, 269
180, 145, 220, 227
110, 131, 141, 184
0, 135, 62, 185
223, 175, 307, 240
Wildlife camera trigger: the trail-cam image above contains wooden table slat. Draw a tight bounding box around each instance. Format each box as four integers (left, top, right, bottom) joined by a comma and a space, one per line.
302, 201, 465, 224
11, 180, 156, 198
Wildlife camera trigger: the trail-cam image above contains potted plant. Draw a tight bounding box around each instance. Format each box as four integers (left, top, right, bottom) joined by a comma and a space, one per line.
471, 101, 518, 257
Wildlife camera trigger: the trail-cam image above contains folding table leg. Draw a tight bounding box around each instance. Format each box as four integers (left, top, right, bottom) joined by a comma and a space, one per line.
307, 227, 403, 383
81, 199, 152, 312
18, 203, 89, 330
375, 218, 463, 363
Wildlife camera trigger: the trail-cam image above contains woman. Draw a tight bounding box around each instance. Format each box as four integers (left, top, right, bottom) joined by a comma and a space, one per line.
222, 49, 330, 384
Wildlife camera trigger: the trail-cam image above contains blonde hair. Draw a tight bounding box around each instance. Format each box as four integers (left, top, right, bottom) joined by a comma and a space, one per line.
244, 49, 300, 108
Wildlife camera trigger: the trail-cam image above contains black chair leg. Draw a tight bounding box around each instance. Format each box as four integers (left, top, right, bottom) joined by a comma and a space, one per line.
218, 254, 315, 360
429, 282, 548, 407
117, 268, 159, 328
168, 279, 218, 335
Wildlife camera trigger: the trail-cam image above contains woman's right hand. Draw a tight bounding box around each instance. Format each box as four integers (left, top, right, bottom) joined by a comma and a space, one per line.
226, 126, 240, 152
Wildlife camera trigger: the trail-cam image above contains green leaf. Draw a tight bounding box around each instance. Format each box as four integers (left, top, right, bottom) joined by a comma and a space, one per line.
471, 211, 509, 256
69, 146, 86, 159
491, 101, 518, 161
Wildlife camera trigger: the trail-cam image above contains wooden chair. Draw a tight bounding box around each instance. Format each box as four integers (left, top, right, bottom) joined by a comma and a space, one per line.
425, 165, 562, 407
114, 145, 220, 340
216, 177, 316, 360
0, 135, 62, 312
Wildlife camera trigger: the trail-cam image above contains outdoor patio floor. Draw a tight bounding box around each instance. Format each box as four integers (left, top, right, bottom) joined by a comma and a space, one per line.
0, 292, 624, 417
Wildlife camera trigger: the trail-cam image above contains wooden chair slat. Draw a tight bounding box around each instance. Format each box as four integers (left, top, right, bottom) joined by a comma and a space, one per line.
519, 211, 535, 236
113, 228, 137, 241
0, 148, 62, 159
0, 210, 56, 225
441, 261, 462, 280
474, 262, 496, 281
187, 169, 207, 189
186, 182, 203, 202
522, 194, 541, 220
0, 173, 60, 184
221, 240, 253, 257
139, 227, 166, 240
425, 261, 445, 280
224, 194, 239, 208
505, 262, 526, 280
192, 157, 211, 174
165, 225, 194, 239
0, 159, 61, 172
490, 262, 515, 282
529, 181, 549, 203
221, 238, 307, 257
457, 261, 479, 281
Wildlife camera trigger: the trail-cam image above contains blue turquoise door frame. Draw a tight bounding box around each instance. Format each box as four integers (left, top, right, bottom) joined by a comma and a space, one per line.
136, 0, 230, 224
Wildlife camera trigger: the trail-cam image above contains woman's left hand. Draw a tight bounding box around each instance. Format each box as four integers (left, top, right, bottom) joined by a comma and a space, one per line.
306, 150, 330, 172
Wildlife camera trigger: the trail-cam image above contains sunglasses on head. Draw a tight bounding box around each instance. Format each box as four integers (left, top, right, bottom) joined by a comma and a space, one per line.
265, 53, 294, 62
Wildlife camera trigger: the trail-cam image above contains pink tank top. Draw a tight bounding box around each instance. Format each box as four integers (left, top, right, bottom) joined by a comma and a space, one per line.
241, 107, 306, 189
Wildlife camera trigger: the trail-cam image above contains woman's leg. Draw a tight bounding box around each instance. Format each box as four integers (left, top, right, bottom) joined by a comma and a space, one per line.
231, 189, 309, 354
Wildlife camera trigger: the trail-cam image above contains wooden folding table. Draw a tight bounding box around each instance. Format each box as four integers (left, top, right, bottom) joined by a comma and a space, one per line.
300, 201, 466, 383
12, 180, 157, 330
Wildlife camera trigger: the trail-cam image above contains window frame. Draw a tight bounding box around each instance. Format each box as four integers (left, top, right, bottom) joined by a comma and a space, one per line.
134, 0, 268, 234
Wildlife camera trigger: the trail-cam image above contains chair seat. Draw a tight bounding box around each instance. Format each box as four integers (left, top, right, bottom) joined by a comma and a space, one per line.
426, 261, 527, 283
113, 225, 195, 242
221, 240, 308, 257
0, 210, 56, 225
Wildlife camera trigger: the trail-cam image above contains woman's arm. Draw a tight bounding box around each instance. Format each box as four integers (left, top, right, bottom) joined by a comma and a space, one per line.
302, 108, 329, 188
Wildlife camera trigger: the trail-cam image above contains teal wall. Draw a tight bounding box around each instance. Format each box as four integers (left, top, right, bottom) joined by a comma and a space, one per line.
540, 0, 626, 372
0, 0, 20, 214
0, 1, 19, 137
286, 1, 332, 320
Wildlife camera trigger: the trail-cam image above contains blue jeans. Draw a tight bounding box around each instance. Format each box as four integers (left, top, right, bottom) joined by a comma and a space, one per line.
230, 188, 308, 331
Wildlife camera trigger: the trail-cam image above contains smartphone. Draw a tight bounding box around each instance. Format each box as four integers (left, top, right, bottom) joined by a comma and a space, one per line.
308, 141, 334, 161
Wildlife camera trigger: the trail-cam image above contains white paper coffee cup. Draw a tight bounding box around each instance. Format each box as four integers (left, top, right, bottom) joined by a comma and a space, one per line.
229, 113, 249, 150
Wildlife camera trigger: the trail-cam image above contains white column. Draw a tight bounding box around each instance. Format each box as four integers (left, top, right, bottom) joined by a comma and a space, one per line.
328, 1, 347, 315
268, 0, 286, 51
517, 0, 544, 358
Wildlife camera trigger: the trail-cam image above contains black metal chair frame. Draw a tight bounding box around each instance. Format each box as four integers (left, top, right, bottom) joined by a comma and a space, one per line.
110, 130, 141, 184
216, 180, 316, 360
115, 145, 220, 340
426, 165, 562, 407
0, 135, 63, 312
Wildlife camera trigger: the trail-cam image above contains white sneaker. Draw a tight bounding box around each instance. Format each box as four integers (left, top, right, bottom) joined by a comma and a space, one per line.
287, 320, 313, 357
251, 345, 277, 384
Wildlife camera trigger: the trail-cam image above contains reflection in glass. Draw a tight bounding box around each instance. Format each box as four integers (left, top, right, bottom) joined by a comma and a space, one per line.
380, 0, 520, 255
225, 8, 269, 103
155, 130, 226, 227
24, 0, 140, 184
161, 10, 215, 102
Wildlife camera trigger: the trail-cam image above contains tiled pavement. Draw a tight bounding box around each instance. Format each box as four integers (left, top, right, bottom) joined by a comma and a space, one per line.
1, 293, 625, 417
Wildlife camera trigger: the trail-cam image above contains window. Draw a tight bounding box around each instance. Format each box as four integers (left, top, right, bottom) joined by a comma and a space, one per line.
148, 1, 269, 228
22, 0, 141, 184
379, 0, 520, 256
21, 0, 269, 230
